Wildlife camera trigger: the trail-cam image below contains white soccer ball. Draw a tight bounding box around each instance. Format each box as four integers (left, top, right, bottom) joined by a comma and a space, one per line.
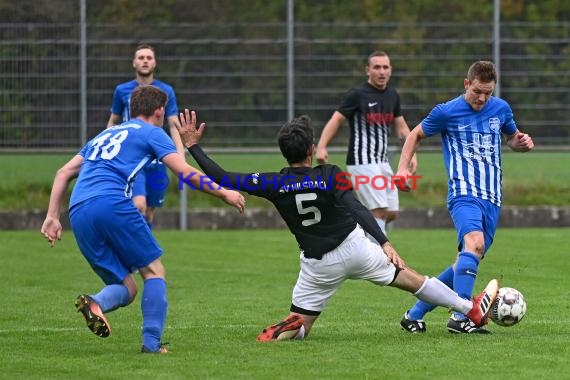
490, 287, 527, 327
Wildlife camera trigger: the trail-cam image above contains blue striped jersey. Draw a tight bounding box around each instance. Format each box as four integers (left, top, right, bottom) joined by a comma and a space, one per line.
70, 119, 177, 208
421, 95, 517, 206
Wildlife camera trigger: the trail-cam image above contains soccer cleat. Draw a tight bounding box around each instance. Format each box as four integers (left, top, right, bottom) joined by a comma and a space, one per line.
141, 343, 170, 354
400, 312, 426, 333
447, 315, 491, 334
257, 314, 304, 342
75, 294, 111, 338
465, 279, 500, 326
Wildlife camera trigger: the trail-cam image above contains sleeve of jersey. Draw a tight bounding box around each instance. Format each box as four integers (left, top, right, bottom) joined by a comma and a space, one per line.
78, 143, 90, 158
110, 88, 123, 115
164, 87, 179, 117
332, 167, 389, 246
149, 128, 178, 160
421, 104, 446, 137
501, 103, 517, 135
337, 88, 359, 118
394, 92, 403, 117
187, 145, 252, 192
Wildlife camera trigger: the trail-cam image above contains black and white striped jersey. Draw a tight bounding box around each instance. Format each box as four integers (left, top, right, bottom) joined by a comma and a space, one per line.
337, 82, 402, 165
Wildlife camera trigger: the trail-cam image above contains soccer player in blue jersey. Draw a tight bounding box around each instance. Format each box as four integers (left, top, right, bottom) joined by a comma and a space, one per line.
107, 43, 184, 227
41, 85, 245, 353
397, 60, 534, 334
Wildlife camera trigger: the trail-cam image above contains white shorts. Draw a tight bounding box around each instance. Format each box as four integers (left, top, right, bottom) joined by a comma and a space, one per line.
291, 225, 397, 313
346, 162, 399, 212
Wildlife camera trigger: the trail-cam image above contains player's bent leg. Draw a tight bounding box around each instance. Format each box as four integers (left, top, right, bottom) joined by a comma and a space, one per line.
257, 313, 306, 342
75, 294, 111, 338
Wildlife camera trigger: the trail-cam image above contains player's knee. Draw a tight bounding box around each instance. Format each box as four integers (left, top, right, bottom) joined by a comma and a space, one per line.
463, 235, 485, 256
390, 266, 425, 293
139, 258, 166, 280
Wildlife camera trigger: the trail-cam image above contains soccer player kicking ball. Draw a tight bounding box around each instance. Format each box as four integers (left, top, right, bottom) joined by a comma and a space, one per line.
397, 61, 534, 334
176, 110, 499, 341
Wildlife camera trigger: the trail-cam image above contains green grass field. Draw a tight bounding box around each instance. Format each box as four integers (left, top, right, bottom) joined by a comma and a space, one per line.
1, 229, 568, 379
1, 151, 569, 210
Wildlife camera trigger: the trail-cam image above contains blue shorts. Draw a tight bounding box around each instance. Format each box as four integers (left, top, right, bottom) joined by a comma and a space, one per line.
132, 160, 167, 207
70, 196, 163, 285
449, 196, 500, 254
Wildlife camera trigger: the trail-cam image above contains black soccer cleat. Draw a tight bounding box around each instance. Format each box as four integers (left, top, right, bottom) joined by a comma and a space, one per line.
400, 312, 427, 333
447, 315, 491, 334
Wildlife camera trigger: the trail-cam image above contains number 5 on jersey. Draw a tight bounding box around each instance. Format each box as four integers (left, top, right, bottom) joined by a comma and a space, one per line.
296, 193, 321, 226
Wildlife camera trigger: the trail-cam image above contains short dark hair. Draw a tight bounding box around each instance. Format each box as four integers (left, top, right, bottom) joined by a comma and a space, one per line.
130, 85, 167, 118
277, 115, 314, 164
467, 60, 497, 83
367, 50, 389, 65
134, 43, 155, 57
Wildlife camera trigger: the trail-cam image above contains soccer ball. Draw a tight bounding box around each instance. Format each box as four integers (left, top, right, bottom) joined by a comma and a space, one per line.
490, 287, 527, 327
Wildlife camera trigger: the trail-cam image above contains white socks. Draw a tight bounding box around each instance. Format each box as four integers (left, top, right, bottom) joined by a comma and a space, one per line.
414, 277, 472, 314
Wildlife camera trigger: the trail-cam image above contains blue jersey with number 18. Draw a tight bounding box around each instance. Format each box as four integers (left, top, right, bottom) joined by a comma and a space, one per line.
421, 95, 517, 207
70, 119, 177, 208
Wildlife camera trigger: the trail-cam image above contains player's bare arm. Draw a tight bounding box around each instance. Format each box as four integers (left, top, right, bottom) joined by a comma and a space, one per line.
394, 116, 418, 174
316, 111, 346, 164
396, 124, 426, 191
106, 113, 122, 129
506, 130, 534, 152
41, 154, 84, 247
167, 115, 186, 156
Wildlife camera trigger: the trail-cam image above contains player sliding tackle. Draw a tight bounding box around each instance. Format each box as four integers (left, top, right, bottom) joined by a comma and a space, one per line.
176, 109, 499, 341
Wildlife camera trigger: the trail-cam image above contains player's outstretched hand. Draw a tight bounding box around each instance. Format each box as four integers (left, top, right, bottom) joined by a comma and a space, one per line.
381, 242, 406, 269
177, 109, 206, 148
41, 216, 62, 247
222, 189, 246, 214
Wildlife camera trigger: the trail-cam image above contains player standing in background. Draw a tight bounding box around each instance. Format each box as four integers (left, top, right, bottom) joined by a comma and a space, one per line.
398, 60, 534, 334
317, 51, 417, 237
41, 86, 245, 353
176, 110, 498, 341
107, 43, 184, 227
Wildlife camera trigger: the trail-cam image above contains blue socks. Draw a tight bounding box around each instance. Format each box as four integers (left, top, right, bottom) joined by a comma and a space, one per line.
141, 278, 168, 352
452, 252, 479, 319
408, 252, 479, 321
91, 284, 130, 313
408, 265, 454, 320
